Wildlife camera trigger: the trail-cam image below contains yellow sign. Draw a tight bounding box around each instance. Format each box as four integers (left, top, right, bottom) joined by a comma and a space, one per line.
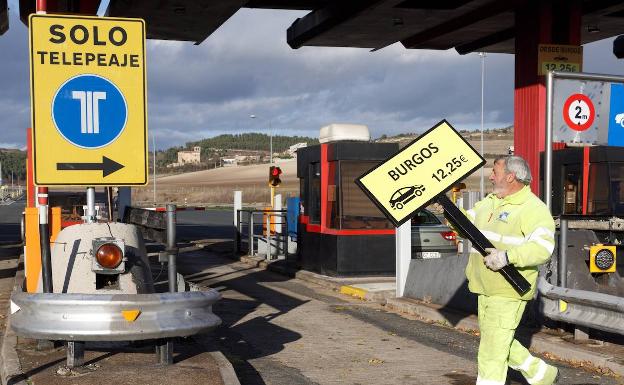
356, 120, 485, 227
29, 14, 147, 185
538, 44, 583, 76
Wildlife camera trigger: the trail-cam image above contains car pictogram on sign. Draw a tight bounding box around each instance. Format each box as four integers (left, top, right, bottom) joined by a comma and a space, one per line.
389, 185, 426, 210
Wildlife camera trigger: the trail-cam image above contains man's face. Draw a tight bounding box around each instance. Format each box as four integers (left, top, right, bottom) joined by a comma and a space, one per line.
489, 159, 513, 197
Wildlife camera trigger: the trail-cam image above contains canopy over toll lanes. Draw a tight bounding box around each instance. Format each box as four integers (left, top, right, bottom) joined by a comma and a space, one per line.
6, 0, 624, 194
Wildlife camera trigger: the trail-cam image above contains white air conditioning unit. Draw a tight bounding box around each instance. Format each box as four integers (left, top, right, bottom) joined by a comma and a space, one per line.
319, 124, 370, 143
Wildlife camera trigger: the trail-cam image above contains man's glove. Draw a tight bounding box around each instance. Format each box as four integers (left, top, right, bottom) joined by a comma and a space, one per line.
484, 248, 508, 271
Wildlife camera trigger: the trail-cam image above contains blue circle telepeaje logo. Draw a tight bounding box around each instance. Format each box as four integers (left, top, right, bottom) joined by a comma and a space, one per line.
52, 74, 128, 149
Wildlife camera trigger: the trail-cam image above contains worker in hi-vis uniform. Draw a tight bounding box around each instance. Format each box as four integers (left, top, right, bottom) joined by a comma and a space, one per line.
463, 155, 559, 385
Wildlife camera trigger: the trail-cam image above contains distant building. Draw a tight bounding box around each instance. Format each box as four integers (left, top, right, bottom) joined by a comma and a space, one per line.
178, 146, 201, 164
222, 158, 237, 167
167, 146, 201, 168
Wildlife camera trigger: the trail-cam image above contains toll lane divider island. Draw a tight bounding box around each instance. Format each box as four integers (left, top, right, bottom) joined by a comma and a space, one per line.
356, 120, 530, 295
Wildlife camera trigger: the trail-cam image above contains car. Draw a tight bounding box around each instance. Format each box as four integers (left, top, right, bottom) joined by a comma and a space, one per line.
389, 185, 425, 210
411, 208, 457, 259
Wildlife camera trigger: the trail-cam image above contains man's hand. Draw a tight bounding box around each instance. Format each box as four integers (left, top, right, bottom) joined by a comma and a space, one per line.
484, 248, 508, 271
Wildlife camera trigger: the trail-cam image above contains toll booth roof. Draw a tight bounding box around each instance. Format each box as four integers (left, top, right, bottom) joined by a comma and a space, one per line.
9, 1, 624, 54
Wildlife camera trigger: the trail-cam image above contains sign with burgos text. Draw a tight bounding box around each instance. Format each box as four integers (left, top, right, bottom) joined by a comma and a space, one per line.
30, 14, 147, 185
356, 120, 485, 227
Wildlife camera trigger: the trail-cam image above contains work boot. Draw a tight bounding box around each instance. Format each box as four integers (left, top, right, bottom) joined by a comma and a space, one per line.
534, 365, 559, 385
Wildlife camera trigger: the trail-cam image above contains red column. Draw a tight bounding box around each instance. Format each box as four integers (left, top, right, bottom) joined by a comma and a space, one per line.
513, 0, 581, 195
513, 2, 552, 194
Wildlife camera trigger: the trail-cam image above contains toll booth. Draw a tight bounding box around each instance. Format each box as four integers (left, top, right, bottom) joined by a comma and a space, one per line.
297, 124, 398, 276
542, 146, 624, 219
540, 145, 624, 296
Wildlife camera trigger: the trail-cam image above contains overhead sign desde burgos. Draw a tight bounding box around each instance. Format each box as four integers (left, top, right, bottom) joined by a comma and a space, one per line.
30, 14, 147, 185
538, 44, 582, 76
356, 120, 485, 227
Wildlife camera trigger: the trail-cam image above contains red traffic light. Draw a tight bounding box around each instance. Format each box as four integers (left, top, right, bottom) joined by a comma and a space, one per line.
269, 166, 282, 187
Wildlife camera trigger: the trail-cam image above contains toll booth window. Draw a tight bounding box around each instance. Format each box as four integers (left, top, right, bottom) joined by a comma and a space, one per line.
609, 163, 624, 216
563, 164, 582, 215
308, 163, 321, 224
587, 163, 610, 215
337, 161, 393, 230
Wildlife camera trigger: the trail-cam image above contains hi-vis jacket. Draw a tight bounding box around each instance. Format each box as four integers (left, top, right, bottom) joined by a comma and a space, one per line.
464, 186, 555, 300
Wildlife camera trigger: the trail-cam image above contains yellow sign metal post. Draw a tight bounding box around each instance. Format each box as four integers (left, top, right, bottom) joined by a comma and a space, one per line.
29, 14, 147, 185
357, 120, 485, 227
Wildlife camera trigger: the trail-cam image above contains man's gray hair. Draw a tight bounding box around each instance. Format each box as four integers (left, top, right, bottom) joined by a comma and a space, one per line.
495, 155, 532, 185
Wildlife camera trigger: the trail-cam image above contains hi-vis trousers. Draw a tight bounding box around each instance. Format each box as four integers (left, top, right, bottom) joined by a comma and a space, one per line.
476, 295, 558, 385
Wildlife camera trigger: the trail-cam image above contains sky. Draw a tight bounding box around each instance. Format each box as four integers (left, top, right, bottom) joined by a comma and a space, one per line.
1, 2, 623, 150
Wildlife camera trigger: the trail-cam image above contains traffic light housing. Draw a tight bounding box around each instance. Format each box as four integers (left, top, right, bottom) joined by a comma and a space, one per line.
269, 166, 282, 187
589, 245, 616, 273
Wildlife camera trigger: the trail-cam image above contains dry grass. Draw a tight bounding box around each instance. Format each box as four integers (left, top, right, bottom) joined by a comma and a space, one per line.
142, 136, 513, 206
132, 183, 299, 207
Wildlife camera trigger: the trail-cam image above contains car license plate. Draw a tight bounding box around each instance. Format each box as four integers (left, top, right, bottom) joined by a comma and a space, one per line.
419, 252, 441, 259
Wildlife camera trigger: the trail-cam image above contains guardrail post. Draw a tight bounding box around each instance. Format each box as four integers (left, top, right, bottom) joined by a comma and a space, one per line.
266, 215, 271, 260
559, 218, 568, 287
248, 212, 254, 256
157, 203, 177, 365
234, 191, 242, 254
67, 341, 85, 368
236, 210, 241, 254
283, 215, 288, 259
167, 204, 177, 293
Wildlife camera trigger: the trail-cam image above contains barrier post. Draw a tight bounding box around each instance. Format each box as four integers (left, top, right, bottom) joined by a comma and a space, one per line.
266, 215, 271, 260
234, 191, 242, 253
274, 194, 282, 234
157, 204, 177, 365
248, 212, 254, 256
37, 187, 52, 293
395, 221, 411, 297
235, 210, 241, 254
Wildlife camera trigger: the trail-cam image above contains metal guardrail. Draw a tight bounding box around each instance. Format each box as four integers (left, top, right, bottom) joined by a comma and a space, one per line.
538, 277, 624, 335
10, 290, 222, 341
123, 206, 168, 243
236, 209, 289, 260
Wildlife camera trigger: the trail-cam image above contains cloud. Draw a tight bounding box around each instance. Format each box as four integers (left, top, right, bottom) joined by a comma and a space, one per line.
1, 5, 623, 151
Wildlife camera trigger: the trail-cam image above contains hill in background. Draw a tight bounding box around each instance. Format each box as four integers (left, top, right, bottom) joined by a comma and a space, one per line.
156, 133, 319, 172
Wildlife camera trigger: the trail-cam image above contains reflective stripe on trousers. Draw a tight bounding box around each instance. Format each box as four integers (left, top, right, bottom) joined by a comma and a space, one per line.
476, 295, 556, 385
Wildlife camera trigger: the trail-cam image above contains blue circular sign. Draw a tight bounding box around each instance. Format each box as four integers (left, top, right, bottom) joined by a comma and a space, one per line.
52, 74, 127, 149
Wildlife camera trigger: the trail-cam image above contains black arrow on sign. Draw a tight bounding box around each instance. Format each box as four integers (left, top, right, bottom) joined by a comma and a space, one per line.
56, 156, 124, 177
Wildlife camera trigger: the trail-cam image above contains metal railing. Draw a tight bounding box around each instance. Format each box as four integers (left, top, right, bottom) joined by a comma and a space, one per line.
236, 209, 288, 260
538, 277, 624, 335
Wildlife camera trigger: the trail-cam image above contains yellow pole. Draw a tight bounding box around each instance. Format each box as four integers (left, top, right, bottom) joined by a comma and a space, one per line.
270, 186, 275, 208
